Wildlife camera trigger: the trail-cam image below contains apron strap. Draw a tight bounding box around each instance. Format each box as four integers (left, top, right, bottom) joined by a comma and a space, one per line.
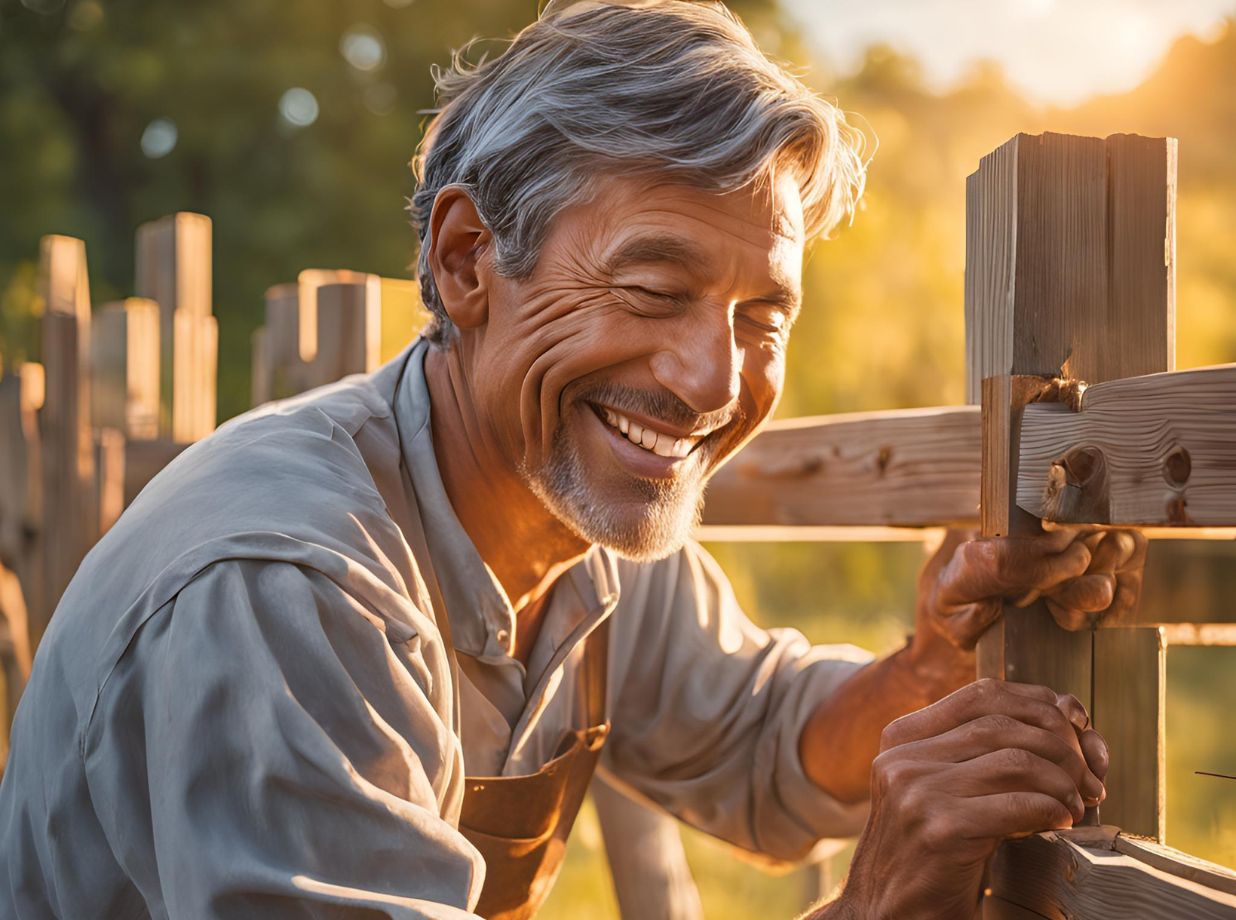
583, 616, 610, 730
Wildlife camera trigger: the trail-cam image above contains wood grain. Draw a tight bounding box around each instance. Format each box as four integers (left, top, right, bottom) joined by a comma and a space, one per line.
135, 212, 212, 438
38, 237, 96, 642
700, 406, 981, 529
1093, 628, 1165, 839
1018, 365, 1236, 527
989, 831, 1236, 918
90, 298, 160, 439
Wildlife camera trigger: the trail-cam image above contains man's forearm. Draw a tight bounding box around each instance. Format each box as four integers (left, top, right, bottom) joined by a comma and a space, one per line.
797, 629, 974, 804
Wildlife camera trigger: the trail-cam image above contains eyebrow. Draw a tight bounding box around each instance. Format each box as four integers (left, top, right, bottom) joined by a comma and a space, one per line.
602, 234, 710, 275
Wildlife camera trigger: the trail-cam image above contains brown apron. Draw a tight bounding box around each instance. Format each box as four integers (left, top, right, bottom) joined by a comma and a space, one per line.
393, 387, 610, 919
457, 620, 609, 920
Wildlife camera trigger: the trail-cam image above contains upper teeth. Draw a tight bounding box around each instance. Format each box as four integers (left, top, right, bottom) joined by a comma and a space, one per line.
601, 407, 699, 460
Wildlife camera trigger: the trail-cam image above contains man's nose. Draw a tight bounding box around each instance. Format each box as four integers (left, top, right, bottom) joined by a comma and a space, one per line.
649, 311, 741, 415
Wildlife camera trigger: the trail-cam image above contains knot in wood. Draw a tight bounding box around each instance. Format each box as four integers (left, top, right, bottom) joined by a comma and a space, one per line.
1031, 376, 1088, 412
1162, 445, 1192, 486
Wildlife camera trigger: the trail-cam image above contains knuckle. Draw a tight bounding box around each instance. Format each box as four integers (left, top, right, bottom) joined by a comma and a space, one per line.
999, 747, 1038, 774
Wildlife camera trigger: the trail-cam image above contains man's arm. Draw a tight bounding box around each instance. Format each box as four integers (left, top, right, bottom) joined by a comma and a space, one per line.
799, 527, 1145, 805
85, 559, 483, 919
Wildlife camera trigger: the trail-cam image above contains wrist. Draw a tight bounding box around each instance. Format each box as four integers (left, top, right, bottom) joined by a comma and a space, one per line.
901, 630, 975, 703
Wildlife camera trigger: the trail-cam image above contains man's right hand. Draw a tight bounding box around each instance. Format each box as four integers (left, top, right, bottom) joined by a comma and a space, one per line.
814, 678, 1109, 920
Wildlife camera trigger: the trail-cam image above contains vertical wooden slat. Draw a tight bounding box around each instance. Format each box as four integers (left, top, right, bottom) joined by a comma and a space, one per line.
967, 132, 1173, 840
969, 133, 1108, 713
136, 213, 213, 440
310, 277, 381, 387
296, 268, 368, 366
38, 236, 96, 640
264, 283, 302, 400
91, 298, 160, 439
1093, 628, 1165, 838
1085, 133, 1176, 841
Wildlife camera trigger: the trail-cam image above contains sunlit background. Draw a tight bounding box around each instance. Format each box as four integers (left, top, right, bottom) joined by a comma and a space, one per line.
1, 0, 1234, 916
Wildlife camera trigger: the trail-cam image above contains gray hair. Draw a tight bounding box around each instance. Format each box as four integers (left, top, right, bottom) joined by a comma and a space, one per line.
409, 0, 869, 346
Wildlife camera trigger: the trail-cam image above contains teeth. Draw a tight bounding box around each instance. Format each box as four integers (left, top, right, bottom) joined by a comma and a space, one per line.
597, 406, 701, 460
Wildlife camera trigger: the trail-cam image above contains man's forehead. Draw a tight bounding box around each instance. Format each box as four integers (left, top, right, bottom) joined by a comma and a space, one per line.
584, 175, 804, 270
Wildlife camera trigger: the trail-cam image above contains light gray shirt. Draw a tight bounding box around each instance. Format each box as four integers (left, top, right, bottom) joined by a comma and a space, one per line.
0, 340, 871, 919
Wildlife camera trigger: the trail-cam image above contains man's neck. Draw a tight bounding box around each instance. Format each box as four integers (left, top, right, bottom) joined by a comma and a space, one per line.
423, 345, 591, 660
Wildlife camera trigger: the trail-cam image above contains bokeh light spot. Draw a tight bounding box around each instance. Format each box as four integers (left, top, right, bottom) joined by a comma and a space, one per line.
140, 118, 178, 158
341, 25, 386, 72
20, 0, 65, 14
67, 0, 103, 30
279, 87, 319, 128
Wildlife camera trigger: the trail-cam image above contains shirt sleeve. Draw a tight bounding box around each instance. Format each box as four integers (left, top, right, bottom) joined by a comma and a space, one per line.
602, 542, 875, 862
83, 559, 484, 919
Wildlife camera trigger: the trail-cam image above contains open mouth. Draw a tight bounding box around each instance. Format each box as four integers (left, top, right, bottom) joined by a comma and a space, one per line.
593, 405, 702, 460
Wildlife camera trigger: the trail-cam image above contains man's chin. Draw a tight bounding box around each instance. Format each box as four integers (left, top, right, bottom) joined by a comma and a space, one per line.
526, 472, 701, 562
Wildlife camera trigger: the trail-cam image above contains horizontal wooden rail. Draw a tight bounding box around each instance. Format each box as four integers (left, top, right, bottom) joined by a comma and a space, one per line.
985, 827, 1236, 919
1018, 364, 1236, 527
699, 406, 981, 531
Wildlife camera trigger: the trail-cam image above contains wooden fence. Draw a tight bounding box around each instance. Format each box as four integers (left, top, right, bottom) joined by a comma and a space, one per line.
1, 131, 1235, 916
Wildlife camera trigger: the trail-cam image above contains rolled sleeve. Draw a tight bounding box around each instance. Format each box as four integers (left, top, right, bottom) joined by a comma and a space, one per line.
83, 559, 484, 919
604, 543, 873, 862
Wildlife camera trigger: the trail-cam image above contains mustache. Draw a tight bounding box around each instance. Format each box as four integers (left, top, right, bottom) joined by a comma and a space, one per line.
573, 382, 743, 436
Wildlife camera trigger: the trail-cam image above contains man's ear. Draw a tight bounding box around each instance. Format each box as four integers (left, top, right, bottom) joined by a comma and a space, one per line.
427, 186, 492, 329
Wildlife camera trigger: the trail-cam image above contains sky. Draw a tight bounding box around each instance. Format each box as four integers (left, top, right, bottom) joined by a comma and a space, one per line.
783, 0, 1235, 105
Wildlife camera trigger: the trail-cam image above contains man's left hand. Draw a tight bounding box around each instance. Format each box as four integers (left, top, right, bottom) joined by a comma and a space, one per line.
918, 526, 1149, 651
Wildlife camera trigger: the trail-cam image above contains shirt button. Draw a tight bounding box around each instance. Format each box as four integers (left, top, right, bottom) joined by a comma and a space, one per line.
496, 628, 510, 646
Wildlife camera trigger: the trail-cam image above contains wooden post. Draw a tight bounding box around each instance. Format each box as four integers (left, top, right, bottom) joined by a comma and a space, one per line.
135, 213, 216, 441
37, 236, 97, 641
91, 298, 160, 439
308, 277, 382, 387
966, 133, 1174, 839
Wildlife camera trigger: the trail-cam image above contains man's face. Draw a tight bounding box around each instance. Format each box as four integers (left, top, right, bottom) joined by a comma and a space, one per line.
470, 173, 804, 560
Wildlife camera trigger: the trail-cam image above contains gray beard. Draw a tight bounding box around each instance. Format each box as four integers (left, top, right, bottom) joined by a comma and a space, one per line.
523, 423, 705, 562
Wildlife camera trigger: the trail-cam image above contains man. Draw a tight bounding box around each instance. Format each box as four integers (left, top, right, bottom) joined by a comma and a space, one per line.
0, 2, 1144, 918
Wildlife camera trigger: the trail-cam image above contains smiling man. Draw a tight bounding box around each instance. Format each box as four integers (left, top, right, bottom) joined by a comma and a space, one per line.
0, 2, 1146, 919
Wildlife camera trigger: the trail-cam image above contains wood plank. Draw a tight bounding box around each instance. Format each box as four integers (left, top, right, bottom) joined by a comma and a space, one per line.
308, 277, 381, 388
38, 237, 97, 640
988, 831, 1236, 918
1138, 541, 1236, 626
122, 439, 189, 505
968, 132, 1113, 715
90, 299, 160, 439
171, 311, 216, 442
700, 406, 981, 529
1017, 365, 1236, 527
136, 213, 212, 438
1158, 624, 1236, 645
251, 327, 270, 408
970, 134, 1177, 845
263, 283, 303, 400
1093, 628, 1165, 839
1114, 835, 1236, 896
95, 428, 126, 535
295, 268, 368, 365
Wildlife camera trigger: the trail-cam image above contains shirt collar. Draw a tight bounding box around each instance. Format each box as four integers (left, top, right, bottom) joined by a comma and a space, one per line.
391, 338, 618, 659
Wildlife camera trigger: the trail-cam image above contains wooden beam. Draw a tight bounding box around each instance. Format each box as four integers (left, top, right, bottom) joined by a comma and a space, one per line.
171, 310, 217, 442
967, 133, 1176, 841
308, 277, 382, 388
988, 829, 1236, 918
295, 268, 368, 365
122, 439, 189, 506
1093, 628, 1165, 838
135, 213, 213, 439
38, 236, 97, 639
1017, 365, 1236, 527
90, 298, 160, 439
700, 406, 981, 529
